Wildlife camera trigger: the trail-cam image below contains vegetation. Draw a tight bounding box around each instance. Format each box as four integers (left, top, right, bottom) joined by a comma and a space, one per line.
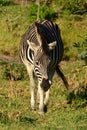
0, 0, 87, 60
0, 60, 87, 129
0, 0, 87, 129
73, 35, 87, 64
62, 0, 86, 14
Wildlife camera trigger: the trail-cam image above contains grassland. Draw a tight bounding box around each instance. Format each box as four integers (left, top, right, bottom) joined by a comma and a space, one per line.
0, 3, 87, 59
0, 60, 87, 130
0, 2, 87, 130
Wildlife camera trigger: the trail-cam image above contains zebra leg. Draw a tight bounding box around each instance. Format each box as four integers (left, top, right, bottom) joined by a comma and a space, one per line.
26, 65, 36, 111
44, 89, 50, 106
37, 88, 40, 104
44, 89, 50, 112
38, 83, 44, 114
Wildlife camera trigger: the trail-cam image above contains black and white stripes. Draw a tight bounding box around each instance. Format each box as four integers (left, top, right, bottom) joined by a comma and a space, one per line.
20, 20, 63, 67
36, 20, 63, 65
19, 20, 68, 114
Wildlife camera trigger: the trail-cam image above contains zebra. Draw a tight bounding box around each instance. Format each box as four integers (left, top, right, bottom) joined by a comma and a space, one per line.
19, 20, 69, 114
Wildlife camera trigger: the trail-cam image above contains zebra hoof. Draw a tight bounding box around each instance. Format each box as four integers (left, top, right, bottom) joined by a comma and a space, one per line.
44, 105, 47, 113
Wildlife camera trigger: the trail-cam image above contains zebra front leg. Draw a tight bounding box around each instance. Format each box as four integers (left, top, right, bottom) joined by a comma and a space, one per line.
38, 83, 44, 115
26, 65, 36, 111
44, 89, 50, 112
30, 80, 36, 111
37, 88, 40, 104
44, 89, 50, 105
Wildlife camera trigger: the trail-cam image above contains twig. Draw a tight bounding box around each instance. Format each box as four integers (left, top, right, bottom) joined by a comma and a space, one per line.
0, 54, 21, 64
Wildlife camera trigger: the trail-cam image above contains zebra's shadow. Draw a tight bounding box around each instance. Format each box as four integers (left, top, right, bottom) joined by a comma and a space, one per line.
67, 87, 87, 108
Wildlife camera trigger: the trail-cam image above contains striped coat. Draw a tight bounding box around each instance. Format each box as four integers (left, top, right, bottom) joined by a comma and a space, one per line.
19, 20, 68, 114
20, 20, 63, 65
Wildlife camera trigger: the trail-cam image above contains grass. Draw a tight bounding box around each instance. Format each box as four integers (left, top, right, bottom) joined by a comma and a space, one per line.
0, 60, 87, 130
0, 4, 87, 59
0, 5, 31, 56
0, 2, 87, 130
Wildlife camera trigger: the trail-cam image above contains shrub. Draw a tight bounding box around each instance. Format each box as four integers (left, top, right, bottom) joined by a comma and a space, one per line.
73, 34, 87, 64
0, 0, 15, 6
28, 3, 57, 22
53, 0, 87, 15
0, 62, 27, 80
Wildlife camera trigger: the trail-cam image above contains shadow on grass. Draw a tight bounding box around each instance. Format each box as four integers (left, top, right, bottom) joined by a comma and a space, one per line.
20, 116, 38, 125
67, 87, 87, 108
0, 112, 37, 126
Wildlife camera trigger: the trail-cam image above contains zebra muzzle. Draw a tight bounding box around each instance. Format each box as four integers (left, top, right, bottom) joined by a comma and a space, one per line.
40, 78, 51, 92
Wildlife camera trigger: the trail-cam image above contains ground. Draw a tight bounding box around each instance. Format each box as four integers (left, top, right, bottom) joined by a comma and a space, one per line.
0, 60, 87, 130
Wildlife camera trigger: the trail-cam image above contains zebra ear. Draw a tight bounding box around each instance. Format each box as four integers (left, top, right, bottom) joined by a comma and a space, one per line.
27, 40, 39, 51
48, 41, 57, 50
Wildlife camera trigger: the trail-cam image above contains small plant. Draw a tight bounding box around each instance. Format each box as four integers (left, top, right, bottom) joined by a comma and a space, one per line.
40, 6, 57, 20
28, 3, 57, 22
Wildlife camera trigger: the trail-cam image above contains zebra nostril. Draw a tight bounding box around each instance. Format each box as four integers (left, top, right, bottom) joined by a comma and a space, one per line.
42, 78, 51, 85
41, 78, 51, 92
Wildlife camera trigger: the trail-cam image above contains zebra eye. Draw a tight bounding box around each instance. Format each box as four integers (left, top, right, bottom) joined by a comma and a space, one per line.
36, 61, 39, 65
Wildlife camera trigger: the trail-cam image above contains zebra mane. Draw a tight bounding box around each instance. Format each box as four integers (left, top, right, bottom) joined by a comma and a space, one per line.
35, 22, 49, 53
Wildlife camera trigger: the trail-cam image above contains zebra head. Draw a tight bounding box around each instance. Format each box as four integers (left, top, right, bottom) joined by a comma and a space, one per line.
27, 40, 56, 91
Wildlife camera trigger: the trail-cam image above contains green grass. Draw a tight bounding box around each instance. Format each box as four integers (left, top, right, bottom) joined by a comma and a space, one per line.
0, 60, 87, 130
0, 5, 31, 56
0, 4, 87, 59
0, 2, 87, 130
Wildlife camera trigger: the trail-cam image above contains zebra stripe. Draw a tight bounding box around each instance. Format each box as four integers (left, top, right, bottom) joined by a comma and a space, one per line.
21, 20, 63, 66
38, 21, 60, 62
20, 20, 64, 80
